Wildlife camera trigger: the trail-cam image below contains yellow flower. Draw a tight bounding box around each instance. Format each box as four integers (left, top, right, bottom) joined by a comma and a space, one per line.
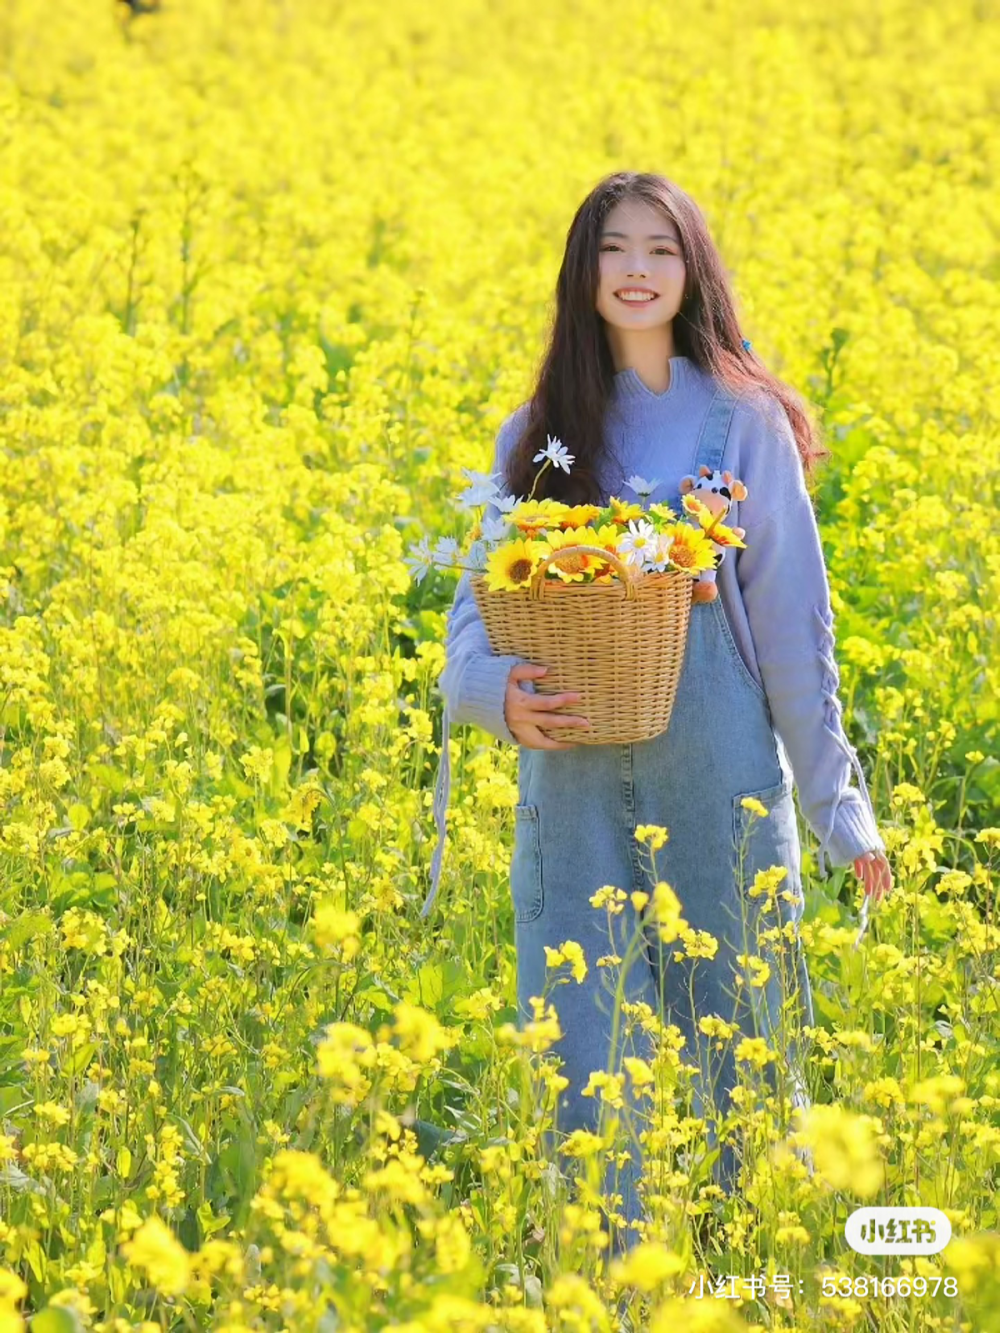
393, 1000, 458, 1064
659, 521, 717, 574
483, 536, 548, 590
312, 901, 362, 960
590, 884, 628, 911
544, 939, 588, 982
0, 1269, 27, 1306
581, 1068, 625, 1107
909, 1073, 968, 1115
890, 781, 927, 806
560, 502, 604, 527
635, 824, 669, 850
623, 1056, 655, 1087
680, 493, 746, 546
740, 795, 769, 818
675, 926, 719, 960
793, 1103, 885, 1196
559, 1129, 608, 1158
509, 497, 572, 535
121, 1215, 192, 1297
610, 1241, 685, 1292
647, 501, 678, 523
588, 520, 633, 583
775, 1223, 811, 1246
608, 496, 645, 524
699, 1014, 738, 1042
649, 881, 685, 942
734, 1036, 776, 1067
538, 526, 611, 582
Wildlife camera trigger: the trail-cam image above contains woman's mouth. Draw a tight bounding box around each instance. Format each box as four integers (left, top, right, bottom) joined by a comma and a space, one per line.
615, 290, 658, 304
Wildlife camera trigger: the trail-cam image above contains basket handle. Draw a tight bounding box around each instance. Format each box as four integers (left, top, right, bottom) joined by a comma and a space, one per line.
528, 544, 639, 601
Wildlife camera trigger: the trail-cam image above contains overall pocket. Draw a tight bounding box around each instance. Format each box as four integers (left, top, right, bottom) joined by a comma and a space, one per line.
510, 804, 544, 924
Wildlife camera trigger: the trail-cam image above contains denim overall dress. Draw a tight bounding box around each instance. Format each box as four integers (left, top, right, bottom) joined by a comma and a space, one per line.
508, 386, 816, 1255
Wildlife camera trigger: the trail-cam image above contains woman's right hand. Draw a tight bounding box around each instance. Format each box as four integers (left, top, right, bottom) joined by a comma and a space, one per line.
504, 663, 591, 749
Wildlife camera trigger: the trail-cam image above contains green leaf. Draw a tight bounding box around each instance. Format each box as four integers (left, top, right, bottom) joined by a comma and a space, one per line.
67, 803, 91, 830
405, 962, 443, 1007
31, 1308, 84, 1333
1, 912, 53, 950
67, 1043, 98, 1077
197, 1199, 232, 1239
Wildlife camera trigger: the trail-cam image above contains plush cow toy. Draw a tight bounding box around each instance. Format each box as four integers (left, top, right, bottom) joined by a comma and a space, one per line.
678, 466, 748, 604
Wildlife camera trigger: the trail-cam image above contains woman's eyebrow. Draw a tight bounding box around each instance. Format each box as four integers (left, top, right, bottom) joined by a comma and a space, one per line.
601, 231, 680, 242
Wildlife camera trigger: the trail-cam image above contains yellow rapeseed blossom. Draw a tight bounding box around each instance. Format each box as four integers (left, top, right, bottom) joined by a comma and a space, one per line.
610, 1241, 685, 1292
634, 825, 669, 850
649, 881, 685, 943
543, 940, 588, 982
315, 1022, 378, 1106
120, 1215, 192, 1298
740, 796, 769, 819
794, 1104, 885, 1197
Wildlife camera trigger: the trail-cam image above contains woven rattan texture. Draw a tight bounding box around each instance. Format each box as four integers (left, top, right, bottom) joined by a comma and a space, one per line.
471, 565, 693, 745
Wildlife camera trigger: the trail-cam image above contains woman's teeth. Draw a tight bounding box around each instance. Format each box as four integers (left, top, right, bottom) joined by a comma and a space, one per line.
616, 292, 657, 303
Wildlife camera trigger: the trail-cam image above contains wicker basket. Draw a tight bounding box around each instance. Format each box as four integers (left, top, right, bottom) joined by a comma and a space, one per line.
471, 543, 694, 745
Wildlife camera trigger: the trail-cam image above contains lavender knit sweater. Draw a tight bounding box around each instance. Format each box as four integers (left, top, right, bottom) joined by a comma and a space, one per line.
422, 355, 884, 916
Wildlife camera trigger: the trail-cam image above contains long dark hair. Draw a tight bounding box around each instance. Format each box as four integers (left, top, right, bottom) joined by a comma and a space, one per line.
504, 170, 829, 505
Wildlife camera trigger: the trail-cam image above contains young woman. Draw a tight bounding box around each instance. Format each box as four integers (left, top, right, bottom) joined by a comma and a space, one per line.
422, 170, 893, 1256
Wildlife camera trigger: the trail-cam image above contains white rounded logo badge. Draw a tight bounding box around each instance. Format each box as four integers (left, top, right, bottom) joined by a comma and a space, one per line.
845, 1207, 951, 1255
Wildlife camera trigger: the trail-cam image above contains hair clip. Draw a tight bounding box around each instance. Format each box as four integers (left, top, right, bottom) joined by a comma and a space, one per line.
742, 339, 752, 351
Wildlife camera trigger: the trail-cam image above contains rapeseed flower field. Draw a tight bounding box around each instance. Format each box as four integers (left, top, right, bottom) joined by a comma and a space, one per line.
0, 0, 997, 1329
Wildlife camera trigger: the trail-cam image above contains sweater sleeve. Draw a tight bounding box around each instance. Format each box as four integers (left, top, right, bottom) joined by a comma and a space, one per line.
733, 396, 885, 874
436, 407, 534, 744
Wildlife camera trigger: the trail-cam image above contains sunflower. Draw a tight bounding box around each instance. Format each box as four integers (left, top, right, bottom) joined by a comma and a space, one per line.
509, 497, 572, 537
647, 501, 678, 524
538, 526, 611, 583
607, 496, 646, 525
680, 493, 747, 548
588, 522, 629, 584
484, 537, 549, 591
559, 502, 604, 528
659, 522, 717, 575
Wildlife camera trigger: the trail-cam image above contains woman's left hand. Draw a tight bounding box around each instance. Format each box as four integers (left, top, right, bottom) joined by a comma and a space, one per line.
853, 849, 893, 902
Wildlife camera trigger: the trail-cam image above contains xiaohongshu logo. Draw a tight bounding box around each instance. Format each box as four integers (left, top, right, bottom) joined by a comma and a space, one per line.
845, 1207, 951, 1255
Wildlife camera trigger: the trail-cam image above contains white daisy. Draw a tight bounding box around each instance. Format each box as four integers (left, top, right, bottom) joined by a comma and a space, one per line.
431, 535, 461, 566
481, 513, 512, 543
647, 531, 675, 572
455, 471, 502, 510
496, 492, 524, 515
532, 434, 575, 473
617, 518, 659, 568
625, 473, 662, 500
404, 536, 434, 582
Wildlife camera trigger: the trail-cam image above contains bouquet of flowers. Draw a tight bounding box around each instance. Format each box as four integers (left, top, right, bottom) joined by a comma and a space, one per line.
406, 434, 746, 591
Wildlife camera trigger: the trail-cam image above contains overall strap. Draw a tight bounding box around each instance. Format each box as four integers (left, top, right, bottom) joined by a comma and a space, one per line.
674, 385, 740, 509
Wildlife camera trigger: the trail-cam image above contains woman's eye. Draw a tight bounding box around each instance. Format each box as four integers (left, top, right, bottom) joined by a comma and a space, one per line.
601, 245, 672, 254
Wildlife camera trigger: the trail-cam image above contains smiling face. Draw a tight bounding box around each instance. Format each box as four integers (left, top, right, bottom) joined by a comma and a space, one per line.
595, 196, 687, 345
